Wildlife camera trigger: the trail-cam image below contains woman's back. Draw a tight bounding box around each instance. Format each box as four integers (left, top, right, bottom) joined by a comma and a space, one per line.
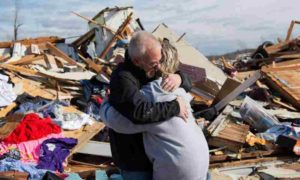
141, 78, 209, 180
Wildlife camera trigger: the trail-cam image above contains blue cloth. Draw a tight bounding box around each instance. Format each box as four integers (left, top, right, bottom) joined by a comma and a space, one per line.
120, 170, 151, 180
15, 100, 69, 119
95, 170, 108, 180
37, 138, 77, 172
85, 101, 102, 121
80, 78, 108, 102
257, 123, 300, 142
66, 173, 83, 180
0, 157, 47, 180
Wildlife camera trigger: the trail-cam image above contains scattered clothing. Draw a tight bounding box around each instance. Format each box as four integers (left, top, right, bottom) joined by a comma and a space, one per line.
0, 148, 21, 160
85, 101, 102, 121
15, 100, 50, 114
0, 133, 63, 163
16, 100, 94, 130
0, 157, 47, 180
3, 113, 61, 144
54, 113, 94, 130
15, 93, 45, 104
0, 74, 17, 107
257, 123, 300, 142
80, 76, 109, 102
37, 138, 77, 172
15, 100, 69, 119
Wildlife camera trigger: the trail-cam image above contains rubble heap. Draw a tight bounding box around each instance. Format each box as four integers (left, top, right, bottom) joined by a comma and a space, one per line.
1, 6, 300, 179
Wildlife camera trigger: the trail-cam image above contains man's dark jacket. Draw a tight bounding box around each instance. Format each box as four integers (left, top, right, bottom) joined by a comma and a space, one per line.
108, 55, 192, 171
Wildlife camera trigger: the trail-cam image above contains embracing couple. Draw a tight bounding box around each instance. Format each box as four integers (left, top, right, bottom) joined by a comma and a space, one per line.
100, 31, 209, 180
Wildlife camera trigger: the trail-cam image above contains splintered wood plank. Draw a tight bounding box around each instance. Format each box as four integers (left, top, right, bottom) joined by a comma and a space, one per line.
64, 121, 105, 157
0, 37, 65, 48
99, 13, 133, 59
63, 104, 106, 156
72, 28, 96, 48
207, 105, 233, 134
263, 62, 300, 110
213, 122, 249, 143
0, 114, 24, 139
78, 54, 103, 73
44, 53, 59, 70
212, 77, 241, 106
208, 136, 243, 152
6, 72, 72, 100
8, 55, 44, 65
0, 64, 43, 77
46, 42, 77, 65
0, 103, 17, 118
209, 156, 295, 169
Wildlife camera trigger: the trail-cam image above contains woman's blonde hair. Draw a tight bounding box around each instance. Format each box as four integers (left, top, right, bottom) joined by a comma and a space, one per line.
159, 39, 180, 75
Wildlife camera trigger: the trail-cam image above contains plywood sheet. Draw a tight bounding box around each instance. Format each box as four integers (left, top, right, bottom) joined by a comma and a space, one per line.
262, 62, 300, 110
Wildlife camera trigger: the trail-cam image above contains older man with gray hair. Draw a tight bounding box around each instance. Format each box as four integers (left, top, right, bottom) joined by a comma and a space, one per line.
107, 31, 192, 179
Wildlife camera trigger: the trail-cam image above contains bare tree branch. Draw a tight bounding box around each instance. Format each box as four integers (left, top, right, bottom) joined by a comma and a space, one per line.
13, 0, 22, 41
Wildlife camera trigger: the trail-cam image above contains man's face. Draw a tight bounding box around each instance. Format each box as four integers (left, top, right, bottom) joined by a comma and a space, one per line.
140, 47, 162, 78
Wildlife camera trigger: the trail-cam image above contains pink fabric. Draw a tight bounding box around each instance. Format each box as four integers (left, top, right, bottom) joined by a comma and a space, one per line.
0, 133, 64, 164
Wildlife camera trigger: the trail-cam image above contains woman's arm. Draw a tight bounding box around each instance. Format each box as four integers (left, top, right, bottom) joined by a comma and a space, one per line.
100, 99, 152, 134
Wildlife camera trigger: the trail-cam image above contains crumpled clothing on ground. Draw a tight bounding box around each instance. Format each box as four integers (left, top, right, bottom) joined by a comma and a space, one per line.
54, 113, 94, 130
85, 101, 102, 121
14, 100, 69, 118
0, 157, 48, 180
0, 133, 63, 163
37, 138, 77, 173
0, 74, 17, 107
2, 113, 61, 144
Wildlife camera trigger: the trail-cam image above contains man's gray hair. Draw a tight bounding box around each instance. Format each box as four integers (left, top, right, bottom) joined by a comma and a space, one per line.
128, 31, 161, 61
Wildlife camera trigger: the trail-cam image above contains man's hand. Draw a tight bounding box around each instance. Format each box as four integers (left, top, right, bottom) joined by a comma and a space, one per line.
161, 74, 182, 92
176, 96, 188, 122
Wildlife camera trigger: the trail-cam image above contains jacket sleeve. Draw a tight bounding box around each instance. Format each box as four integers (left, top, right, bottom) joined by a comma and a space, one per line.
176, 71, 192, 92
109, 72, 180, 124
100, 100, 149, 134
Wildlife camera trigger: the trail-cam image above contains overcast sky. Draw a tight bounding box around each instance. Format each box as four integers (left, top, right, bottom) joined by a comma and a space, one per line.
0, 0, 299, 55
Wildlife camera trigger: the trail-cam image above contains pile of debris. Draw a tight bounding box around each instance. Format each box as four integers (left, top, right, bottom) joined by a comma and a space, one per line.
1, 5, 300, 179
206, 20, 300, 179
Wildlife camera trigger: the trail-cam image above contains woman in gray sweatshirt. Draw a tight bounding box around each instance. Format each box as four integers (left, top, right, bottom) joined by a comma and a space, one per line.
100, 41, 209, 180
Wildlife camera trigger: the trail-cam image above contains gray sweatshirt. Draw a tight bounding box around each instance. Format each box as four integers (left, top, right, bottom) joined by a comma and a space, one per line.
100, 78, 209, 180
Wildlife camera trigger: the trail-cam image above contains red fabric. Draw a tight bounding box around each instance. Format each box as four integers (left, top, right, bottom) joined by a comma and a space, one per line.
95, 96, 103, 105
3, 113, 61, 144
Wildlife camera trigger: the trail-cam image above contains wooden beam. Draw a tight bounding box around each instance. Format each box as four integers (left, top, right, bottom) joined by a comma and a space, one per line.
64, 121, 105, 157
78, 54, 103, 73
46, 42, 77, 66
286, 20, 295, 41
0, 36, 65, 48
44, 53, 59, 70
71, 11, 122, 40
0, 63, 42, 77
72, 28, 96, 48
0, 103, 17, 118
210, 156, 296, 169
0, 42, 13, 48
265, 36, 300, 55
99, 12, 133, 59
286, 20, 300, 41
8, 55, 44, 65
